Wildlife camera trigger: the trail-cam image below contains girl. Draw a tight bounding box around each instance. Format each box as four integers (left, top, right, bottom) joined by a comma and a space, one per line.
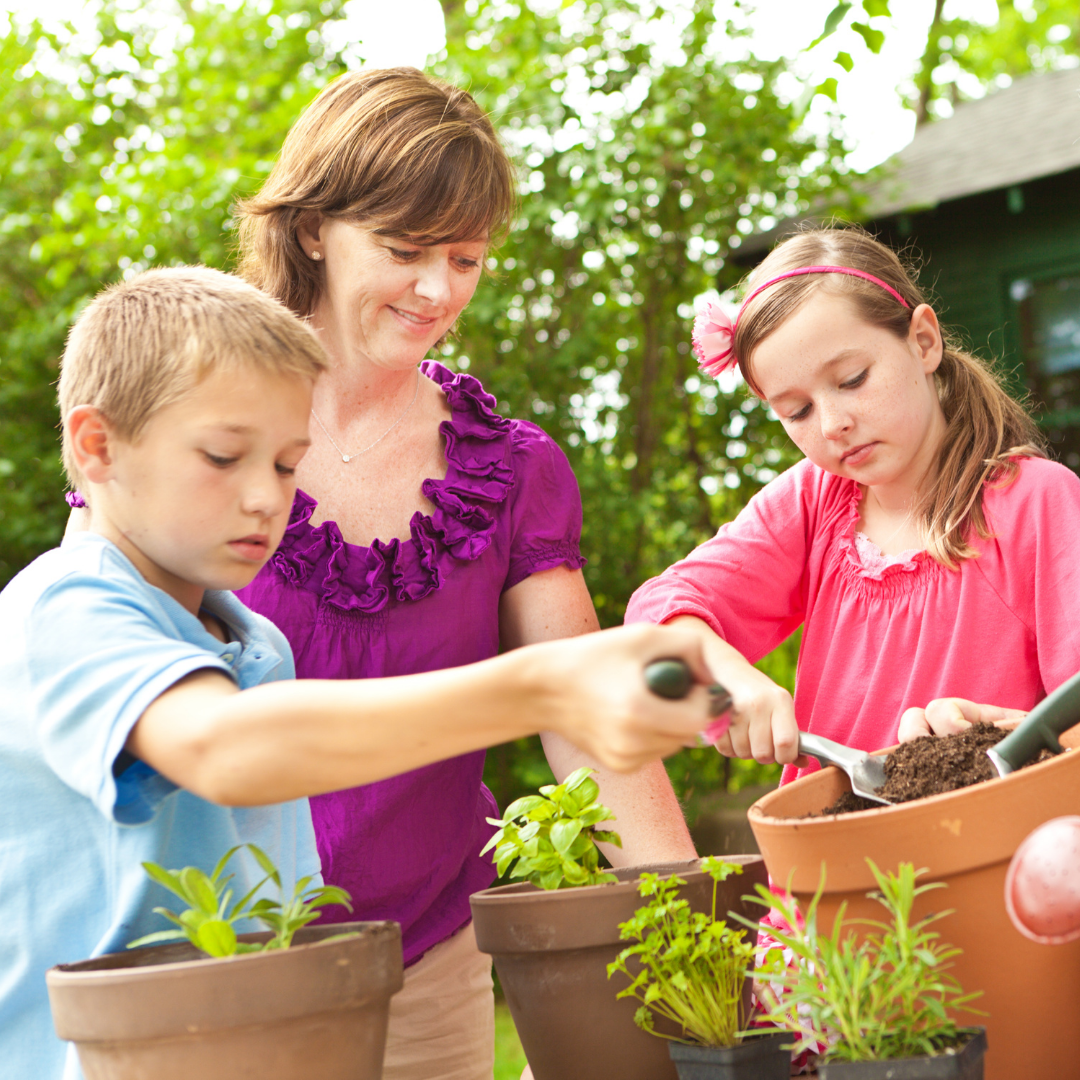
626, 227, 1080, 782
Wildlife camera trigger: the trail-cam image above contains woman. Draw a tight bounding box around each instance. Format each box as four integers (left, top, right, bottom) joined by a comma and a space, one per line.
234, 68, 697, 1079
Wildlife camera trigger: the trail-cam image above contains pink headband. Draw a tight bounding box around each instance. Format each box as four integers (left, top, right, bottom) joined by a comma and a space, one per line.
691, 265, 912, 377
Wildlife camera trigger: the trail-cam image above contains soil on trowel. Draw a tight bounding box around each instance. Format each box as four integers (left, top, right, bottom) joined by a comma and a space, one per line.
815, 723, 1054, 815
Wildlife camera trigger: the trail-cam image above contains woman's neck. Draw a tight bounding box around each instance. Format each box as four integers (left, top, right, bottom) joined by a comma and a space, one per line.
310, 344, 423, 428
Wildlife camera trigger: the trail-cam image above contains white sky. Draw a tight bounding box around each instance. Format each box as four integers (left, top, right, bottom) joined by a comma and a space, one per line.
3, 0, 1005, 172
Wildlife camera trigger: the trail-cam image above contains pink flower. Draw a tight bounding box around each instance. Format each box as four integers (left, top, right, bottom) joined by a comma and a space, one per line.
691, 300, 737, 376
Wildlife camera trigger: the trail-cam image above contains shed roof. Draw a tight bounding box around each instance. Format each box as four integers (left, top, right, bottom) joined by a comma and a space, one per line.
735, 66, 1080, 259
869, 65, 1080, 218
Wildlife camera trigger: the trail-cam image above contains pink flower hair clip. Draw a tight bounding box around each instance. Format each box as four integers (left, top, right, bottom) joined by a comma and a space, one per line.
691, 301, 737, 377
690, 265, 912, 380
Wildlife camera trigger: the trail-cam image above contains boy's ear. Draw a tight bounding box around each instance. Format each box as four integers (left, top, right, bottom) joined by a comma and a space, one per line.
910, 303, 944, 375
66, 406, 117, 483
296, 212, 325, 260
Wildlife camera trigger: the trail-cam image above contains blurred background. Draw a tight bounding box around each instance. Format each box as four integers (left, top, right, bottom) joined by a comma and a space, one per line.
2, 0, 1079, 848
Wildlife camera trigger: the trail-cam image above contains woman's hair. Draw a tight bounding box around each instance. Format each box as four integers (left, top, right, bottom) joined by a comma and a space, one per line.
58, 266, 326, 491
235, 67, 517, 317
734, 226, 1046, 568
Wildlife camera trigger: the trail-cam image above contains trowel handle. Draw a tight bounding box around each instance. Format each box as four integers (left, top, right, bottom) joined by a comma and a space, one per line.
798, 731, 870, 771
993, 668, 1080, 771
644, 659, 732, 718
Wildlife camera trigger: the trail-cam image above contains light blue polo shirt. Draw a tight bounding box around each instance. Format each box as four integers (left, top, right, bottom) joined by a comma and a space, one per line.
0, 532, 321, 1080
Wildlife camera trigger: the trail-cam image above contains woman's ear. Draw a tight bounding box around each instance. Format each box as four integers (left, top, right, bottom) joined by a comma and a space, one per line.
910, 303, 944, 375
296, 212, 325, 261
66, 406, 116, 483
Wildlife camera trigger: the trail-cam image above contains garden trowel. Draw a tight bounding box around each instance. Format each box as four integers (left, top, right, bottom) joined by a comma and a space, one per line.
986, 668, 1080, 777
796, 732, 892, 805
643, 658, 733, 745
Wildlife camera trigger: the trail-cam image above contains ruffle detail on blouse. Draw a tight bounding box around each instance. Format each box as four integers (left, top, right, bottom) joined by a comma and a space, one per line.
852, 532, 922, 580
269, 361, 515, 612
834, 480, 941, 599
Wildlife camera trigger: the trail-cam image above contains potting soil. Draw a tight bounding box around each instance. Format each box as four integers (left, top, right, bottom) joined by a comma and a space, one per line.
815, 723, 1055, 815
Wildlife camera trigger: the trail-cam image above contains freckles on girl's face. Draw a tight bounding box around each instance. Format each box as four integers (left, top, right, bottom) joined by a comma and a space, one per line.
749, 292, 945, 491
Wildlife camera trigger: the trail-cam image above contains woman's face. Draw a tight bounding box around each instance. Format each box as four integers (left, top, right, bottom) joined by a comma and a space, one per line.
305, 219, 486, 371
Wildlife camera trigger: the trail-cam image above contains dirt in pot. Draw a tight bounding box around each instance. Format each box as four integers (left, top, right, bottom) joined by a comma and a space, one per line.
815, 723, 1055, 815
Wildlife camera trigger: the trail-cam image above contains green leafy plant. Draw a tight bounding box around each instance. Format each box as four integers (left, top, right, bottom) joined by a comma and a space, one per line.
745, 860, 982, 1063
128, 843, 353, 958
607, 856, 755, 1048
481, 767, 622, 890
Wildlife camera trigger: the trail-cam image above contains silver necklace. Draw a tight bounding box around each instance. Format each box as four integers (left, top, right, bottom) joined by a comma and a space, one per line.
311, 369, 421, 463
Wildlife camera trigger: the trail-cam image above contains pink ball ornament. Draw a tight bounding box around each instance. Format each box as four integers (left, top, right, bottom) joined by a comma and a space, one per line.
1005, 816, 1080, 944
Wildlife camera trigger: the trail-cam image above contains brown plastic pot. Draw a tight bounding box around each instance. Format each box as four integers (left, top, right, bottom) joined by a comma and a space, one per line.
47, 921, 403, 1080
816, 1027, 987, 1079
668, 1029, 791, 1079
470, 856, 768, 1080
747, 729, 1080, 1080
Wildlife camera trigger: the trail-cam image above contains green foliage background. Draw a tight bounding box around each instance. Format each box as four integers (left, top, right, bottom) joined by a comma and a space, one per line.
3, 0, 1073, 820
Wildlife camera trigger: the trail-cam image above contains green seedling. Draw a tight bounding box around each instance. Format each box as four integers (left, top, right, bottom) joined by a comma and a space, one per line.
128, 843, 353, 958
607, 856, 754, 1048
743, 860, 982, 1063
481, 766, 622, 890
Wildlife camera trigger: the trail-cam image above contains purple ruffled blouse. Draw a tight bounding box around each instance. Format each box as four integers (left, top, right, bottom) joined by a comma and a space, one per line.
236, 361, 586, 965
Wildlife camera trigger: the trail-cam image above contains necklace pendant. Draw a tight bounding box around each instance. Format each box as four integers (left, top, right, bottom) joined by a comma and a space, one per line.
342, 454, 351, 463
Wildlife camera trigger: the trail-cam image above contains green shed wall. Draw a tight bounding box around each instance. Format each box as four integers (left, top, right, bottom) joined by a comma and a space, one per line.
871, 166, 1080, 392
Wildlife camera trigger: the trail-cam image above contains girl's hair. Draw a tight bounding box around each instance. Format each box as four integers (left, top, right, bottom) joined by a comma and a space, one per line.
734, 226, 1046, 568
58, 266, 327, 492
235, 67, 516, 317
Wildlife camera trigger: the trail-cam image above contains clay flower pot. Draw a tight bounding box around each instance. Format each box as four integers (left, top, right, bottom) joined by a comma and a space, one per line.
47, 921, 403, 1080
816, 1028, 987, 1079
470, 856, 768, 1080
668, 1029, 791, 1079
747, 729, 1080, 1080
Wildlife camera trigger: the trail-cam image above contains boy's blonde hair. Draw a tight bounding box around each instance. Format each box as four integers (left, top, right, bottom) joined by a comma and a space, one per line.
58, 266, 327, 490
734, 226, 1046, 569
235, 67, 516, 316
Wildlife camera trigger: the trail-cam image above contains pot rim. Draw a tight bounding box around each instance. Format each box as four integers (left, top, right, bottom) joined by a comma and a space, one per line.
748, 743, 1078, 826
46, 920, 397, 986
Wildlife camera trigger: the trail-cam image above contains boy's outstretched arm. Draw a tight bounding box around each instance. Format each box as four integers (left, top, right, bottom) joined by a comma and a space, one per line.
128, 623, 717, 807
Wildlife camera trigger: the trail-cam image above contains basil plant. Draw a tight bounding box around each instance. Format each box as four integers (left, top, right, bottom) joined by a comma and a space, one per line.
482, 766, 622, 890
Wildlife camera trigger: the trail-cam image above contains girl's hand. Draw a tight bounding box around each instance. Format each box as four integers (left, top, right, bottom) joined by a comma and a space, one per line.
898, 697, 1027, 741
665, 616, 803, 766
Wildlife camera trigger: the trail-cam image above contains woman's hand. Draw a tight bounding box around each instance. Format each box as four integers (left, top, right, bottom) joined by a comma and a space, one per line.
664, 615, 803, 766
898, 698, 1027, 741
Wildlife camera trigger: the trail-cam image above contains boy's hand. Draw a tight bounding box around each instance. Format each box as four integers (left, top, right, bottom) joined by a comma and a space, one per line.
535, 622, 724, 773
898, 697, 1027, 741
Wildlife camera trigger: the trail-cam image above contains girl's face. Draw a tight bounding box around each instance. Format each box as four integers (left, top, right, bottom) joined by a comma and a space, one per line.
750, 292, 947, 500
303, 219, 486, 371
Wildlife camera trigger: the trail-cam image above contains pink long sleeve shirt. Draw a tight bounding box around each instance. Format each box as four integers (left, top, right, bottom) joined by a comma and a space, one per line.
625, 456, 1080, 786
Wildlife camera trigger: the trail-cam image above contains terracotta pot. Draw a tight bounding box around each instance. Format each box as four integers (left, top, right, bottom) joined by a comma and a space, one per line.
816, 1028, 987, 1079
47, 921, 403, 1080
747, 731, 1080, 1080
470, 856, 768, 1080
668, 1030, 790, 1079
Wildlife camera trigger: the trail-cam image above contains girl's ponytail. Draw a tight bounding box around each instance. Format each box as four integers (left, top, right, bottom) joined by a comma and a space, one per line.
734, 226, 1047, 569
924, 344, 1044, 567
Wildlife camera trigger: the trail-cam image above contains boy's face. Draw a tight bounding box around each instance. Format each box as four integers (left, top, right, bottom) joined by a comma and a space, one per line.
91, 365, 312, 613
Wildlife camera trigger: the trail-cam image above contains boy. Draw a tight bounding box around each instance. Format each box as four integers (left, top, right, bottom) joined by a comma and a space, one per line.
0, 267, 717, 1077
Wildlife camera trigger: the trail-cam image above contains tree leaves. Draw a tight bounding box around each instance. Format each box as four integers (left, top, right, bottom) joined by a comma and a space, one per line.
809, 2, 853, 50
